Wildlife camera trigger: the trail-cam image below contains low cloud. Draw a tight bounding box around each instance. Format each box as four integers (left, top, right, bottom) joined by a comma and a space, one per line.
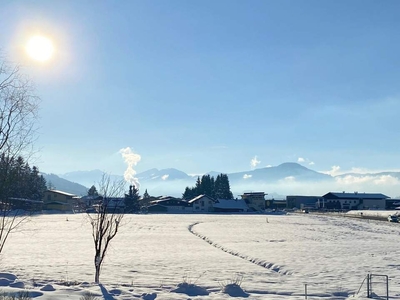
335, 174, 400, 186
243, 174, 252, 179
250, 156, 261, 168
283, 176, 296, 182
161, 174, 169, 181
298, 157, 315, 166
324, 165, 341, 176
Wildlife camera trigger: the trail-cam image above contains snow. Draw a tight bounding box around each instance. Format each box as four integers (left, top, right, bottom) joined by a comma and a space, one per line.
1, 213, 400, 299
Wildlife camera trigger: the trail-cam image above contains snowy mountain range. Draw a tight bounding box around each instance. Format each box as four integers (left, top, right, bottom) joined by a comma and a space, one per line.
42, 162, 400, 198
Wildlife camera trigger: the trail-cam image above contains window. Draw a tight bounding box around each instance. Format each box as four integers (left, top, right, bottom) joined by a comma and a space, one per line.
201, 201, 204, 207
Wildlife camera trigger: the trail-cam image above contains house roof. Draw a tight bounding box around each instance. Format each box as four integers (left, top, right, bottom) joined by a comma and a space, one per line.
45, 201, 71, 206
214, 199, 249, 210
46, 189, 77, 197
157, 195, 179, 201
9, 197, 43, 204
151, 199, 190, 206
188, 194, 216, 204
323, 192, 390, 199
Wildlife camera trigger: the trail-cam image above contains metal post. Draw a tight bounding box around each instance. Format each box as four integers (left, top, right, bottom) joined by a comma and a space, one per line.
385, 275, 389, 300
305, 283, 308, 299
367, 274, 370, 298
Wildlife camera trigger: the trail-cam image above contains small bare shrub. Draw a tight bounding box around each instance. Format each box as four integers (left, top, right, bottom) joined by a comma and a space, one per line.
80, 292, 99, 300
220, 274, 249, 298
0, 290, 31, 300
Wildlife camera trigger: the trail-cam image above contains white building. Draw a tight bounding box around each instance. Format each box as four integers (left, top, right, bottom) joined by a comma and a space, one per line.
188, 195, 216, 212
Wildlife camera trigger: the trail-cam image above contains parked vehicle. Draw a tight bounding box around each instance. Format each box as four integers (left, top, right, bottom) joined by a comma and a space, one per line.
388, 215, 399, 222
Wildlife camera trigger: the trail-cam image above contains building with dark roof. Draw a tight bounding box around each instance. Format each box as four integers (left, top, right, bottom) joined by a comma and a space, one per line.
322, 192, 389, 210
213, 199, 249, 212
286, 195, 321, 210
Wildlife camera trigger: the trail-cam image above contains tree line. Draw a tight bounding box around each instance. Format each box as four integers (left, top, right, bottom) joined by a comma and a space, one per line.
0, 154, 47, 202
182, 173, 233, 200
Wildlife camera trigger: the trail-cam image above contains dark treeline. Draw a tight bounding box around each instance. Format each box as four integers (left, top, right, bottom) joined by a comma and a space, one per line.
0, 154, 47, 201
182, 173, 233, 200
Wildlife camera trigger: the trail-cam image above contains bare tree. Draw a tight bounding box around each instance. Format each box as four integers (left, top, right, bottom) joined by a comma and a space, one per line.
87, 173, 126, 283
0, 59, 39, 157
0, 58, 40, 255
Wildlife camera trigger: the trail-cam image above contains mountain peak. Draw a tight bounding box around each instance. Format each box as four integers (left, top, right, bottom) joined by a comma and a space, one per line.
277, 162, 305, 169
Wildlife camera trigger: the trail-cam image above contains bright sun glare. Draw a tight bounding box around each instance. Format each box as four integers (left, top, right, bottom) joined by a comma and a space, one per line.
26, 35, 54, 62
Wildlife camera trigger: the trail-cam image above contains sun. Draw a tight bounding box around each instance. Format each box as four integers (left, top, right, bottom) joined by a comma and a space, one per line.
26, 35, 54, 62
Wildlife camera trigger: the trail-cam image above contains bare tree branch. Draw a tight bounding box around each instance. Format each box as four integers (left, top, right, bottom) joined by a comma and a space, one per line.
0, 57, 39, 255
87, 173, 126, 283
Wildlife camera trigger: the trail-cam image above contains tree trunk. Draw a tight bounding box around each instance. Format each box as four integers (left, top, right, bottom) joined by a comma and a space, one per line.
94, 254, 101, 283
95, 264, 100, 283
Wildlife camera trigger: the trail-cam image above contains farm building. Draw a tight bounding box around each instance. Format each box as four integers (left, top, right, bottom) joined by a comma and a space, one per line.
322, 192, 389, 210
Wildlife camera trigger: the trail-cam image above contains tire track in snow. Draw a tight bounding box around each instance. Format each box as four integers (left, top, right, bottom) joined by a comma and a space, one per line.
188, 222, 292, 275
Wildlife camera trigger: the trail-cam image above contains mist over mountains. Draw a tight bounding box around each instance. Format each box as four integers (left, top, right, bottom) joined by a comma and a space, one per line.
42, 163, 400, 198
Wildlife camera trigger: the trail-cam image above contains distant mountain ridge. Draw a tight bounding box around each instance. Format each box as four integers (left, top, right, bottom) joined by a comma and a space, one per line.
228, 162, 332, 182
46, 163, 400, 198
41, 173, 89, 196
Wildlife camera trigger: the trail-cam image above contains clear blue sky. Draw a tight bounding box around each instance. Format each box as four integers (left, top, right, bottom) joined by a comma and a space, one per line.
1, 0, 400, 176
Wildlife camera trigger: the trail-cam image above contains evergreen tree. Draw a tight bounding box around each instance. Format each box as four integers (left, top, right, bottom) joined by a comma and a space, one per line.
200, 174, 213, 197
29, 166, 47, 201
182, 186, 196, 200
88, 185, 99, 196
183, 173, 233, 200
195, 176, 203, 195
210, 176, 216, 198
0, 155, 47, 201
125, 185, 140, 213
214, 173, 233, 199
143, 189, 150, 199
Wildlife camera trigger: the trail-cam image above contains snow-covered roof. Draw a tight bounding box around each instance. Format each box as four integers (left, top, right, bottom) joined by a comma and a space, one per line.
213, 199, 249, 210
45, 201, 71, 206
188, 194, 216, 204
323, 192, 389, 199
157, 195, 178, 200
9, 197, 43, 203
46, 190, 77, 197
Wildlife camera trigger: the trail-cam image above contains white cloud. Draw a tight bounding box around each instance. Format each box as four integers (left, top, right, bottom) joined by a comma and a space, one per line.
250, 156, 261, 168
335, 175, 372, 185
335, 174, 400, 186
323, 165, 341, 176
243, 174, 252, 179
373, 175, 400, 185
297, 157, 315, 167
161, 174, 169, 180
283, 176, 296, 182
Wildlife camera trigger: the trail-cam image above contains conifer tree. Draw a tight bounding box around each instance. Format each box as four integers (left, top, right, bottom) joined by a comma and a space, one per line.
88, 185, 99, 196
125, 185, 140, 212
183, 173, 233, 200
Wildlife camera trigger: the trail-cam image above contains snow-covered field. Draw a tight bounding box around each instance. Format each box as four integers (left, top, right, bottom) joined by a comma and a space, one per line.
1, 213, 400, 299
